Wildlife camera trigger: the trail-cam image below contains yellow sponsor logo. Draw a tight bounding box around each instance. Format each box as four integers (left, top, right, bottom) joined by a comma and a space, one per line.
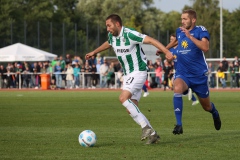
181, 40, 188, 49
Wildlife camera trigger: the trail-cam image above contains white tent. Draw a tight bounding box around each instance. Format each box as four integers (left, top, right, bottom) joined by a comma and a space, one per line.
0, 43, 57, 62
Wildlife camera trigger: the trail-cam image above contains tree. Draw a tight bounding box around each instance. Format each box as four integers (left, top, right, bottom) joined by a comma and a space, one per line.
182, 0, 220, 58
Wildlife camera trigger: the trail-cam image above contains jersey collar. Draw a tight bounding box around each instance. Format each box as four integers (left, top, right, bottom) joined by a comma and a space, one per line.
116, 26, 124, 38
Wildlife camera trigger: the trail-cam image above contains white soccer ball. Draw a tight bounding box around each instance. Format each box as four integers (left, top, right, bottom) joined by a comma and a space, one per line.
78, 130, 97, 147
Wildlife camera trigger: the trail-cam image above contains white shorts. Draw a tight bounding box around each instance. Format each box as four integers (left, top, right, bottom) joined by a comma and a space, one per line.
122, 71, 147, 102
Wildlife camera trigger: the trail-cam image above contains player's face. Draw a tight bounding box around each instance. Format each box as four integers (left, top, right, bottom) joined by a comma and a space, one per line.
181, 13, 193, 30
106, 19, 119, 36
170, 36, 176, 42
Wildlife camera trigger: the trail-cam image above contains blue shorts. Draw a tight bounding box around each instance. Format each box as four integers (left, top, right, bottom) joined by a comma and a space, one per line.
175, 74, 209, 98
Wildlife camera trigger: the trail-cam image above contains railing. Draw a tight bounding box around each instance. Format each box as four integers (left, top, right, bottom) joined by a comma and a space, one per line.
0, 71, 239, 89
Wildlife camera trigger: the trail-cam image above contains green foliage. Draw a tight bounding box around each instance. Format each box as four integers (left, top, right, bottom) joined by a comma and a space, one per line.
0, 90, 240, 159
0, 0, 239, 58
224, 9, 240, 56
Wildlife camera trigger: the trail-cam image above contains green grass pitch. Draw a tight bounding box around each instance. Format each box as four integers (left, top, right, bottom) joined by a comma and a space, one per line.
0, 90, 240, 160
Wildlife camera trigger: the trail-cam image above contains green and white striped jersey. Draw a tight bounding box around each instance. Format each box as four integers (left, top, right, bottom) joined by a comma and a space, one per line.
108, 27, 148, 75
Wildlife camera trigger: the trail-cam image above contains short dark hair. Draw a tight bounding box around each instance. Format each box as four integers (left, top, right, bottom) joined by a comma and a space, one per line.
170, 33, 176, 37
106, 14, 122, 26
182, 9, 197, 19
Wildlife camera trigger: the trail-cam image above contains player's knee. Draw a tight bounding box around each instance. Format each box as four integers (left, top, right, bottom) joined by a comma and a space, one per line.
202, 105, 212, 112
119, 94, 126, 104
174, 85, 183, 93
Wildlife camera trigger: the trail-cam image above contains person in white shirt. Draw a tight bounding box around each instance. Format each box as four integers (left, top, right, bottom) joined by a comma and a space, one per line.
85, 14, 173, 144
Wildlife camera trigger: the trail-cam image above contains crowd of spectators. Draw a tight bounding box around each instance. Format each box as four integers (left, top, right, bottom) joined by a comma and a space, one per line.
147, 55, 240, 90
0, 55, 239, 89
0, 53, 123, 89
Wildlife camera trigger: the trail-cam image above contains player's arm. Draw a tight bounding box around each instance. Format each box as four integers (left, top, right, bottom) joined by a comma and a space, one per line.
166, 40, 178, 50
189, 36, 209, 52
85, 41, 111, 60
143, 36, 173, 60
180, 27, 209, 52
156, 39, 178, 55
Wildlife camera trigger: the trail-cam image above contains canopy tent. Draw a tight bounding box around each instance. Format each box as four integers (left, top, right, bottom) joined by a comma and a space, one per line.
0, 43, 57, 62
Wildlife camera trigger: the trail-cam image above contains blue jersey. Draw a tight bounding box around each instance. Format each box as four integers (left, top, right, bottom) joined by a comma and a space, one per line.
176, 26, 210, 77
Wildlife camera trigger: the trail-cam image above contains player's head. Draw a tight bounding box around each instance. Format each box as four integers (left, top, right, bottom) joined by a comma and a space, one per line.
181, 9, 197, 30
106, 14, 122, 36
170, 33, 176, 42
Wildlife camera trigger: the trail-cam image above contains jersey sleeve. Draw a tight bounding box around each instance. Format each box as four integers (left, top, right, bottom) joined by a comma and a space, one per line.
108, 33, 113, 46
198, 26, 210, 40
176, 28, 181, 41
127, 30, 146, 44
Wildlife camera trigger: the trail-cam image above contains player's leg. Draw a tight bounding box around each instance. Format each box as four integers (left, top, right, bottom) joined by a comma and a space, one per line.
142, 84, 149, 97
192, 75, 221, 130
191, 93, 199, 106
197, 96, 221, 130
172, 77, 188, 134
120, 72, 159, 144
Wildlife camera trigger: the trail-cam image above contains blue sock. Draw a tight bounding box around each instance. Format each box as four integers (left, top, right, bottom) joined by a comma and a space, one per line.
191, 94, 197, 101
142, 84, 147, 92
210, 102, 219, 118
173, 93, 183, 126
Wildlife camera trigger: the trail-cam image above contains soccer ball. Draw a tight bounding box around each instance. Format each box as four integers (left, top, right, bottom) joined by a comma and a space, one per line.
78, 130, 97, 147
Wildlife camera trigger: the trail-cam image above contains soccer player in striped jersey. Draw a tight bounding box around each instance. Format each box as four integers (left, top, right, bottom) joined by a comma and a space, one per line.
166, 9, 221, 135
85, 14, 173, 144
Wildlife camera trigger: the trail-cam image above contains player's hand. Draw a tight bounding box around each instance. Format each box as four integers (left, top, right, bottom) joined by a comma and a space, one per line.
180, 27, 191, 38
156, 49, 163, 56
85, 51, 95, 60
165, 51, 174, 61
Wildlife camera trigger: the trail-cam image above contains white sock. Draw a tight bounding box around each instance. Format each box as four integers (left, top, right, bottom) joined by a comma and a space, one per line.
122, 99, 149, 128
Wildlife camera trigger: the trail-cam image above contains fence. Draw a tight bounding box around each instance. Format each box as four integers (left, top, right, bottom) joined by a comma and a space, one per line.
0, 71, 239, 90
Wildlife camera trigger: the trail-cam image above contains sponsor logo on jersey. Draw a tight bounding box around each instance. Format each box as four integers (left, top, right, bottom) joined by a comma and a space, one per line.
117, 49, 130, 53
174, 108, 181, 111
181, 40, 188, 49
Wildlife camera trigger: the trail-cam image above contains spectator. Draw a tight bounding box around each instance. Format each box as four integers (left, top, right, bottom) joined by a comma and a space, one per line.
107, 62, 115, 89
51, 57, 58, 68
22, 67, 31, 88
148, 64, 156, 88
73, 64, 81, 88
88, 55, 97, 66
0, 65, 7, 88
162, 60, 172, 91
77, 56, 84, 67
84, 61, 92, 88
91, 64, 98, 89
32, 62, 40, 89
221, 57, 228, 81
99, 60, 109, 88
59, 56, 66, 70
40, 65, 47, 73
228, 63, 237, 88
232, 56, 239, 88
54, 61, 62, 89
72, 56, 79, 65
96, 60, 101, 84
65, 63, 74, 89
154, 62, 162, 88
6, 68, 13, 89
217, 62, 226, 88
62, 64, 68, 88
65, 54, 72, 65
96, 53, 104, 65
208, 62, 215, 88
